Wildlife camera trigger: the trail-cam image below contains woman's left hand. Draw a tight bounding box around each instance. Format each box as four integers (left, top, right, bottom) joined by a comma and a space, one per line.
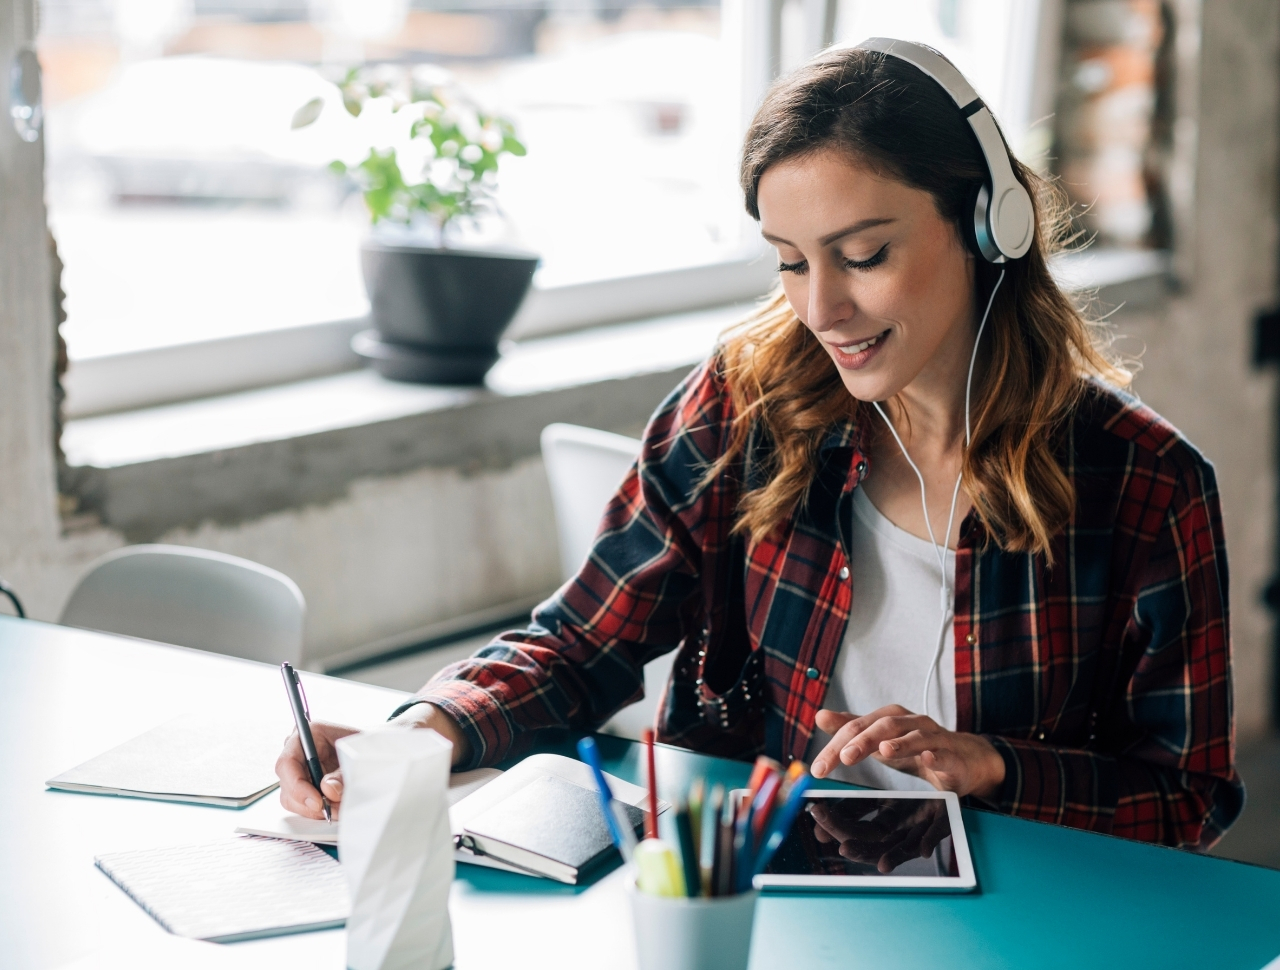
811, 705, 1006, 800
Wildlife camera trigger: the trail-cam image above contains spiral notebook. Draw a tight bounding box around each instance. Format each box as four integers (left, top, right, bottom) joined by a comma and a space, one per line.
95, 836, 349, 943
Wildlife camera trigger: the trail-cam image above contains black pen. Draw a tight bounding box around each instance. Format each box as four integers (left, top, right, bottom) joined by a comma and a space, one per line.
280, 662, 331, 822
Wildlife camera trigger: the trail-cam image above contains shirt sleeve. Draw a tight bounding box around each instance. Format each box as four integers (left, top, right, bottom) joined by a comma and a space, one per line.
981, 453, 1243, 850
410, 357, 732, 769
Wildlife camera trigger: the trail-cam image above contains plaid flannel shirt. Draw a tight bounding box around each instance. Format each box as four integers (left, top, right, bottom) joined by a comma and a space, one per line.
418, 357, 1242, 850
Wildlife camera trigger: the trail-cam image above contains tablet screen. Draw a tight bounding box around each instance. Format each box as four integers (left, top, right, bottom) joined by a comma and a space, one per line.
762, 794, 961, 879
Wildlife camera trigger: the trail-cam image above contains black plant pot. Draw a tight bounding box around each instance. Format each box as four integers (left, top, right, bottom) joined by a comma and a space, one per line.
356, 241, 539, 384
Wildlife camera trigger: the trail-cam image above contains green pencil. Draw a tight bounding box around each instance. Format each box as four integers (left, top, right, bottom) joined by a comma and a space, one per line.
687, 778, 705, 861
674, 800, 701, 898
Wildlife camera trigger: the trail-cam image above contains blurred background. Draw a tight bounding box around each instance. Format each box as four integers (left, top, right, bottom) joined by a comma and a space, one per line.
3, 0, 1279, 864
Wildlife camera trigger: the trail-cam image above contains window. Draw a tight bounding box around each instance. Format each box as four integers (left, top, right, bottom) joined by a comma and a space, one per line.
42, 0, 1055, 416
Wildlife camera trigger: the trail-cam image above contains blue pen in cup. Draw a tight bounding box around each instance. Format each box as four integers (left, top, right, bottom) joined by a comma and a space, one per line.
577, 736, 637, 862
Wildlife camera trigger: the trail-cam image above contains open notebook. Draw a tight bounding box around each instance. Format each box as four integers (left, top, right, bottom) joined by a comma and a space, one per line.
237, 753, 668, 878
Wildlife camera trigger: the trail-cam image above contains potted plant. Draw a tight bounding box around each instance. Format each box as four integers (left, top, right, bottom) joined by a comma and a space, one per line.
294, 67, 537, 384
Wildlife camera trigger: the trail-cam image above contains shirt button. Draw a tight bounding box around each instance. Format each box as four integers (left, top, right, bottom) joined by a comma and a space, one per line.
805, 667, 820, 680
965, 633, 977, 645
838, 565, 850, 581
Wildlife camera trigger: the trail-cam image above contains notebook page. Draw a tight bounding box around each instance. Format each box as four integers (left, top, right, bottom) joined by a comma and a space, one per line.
448, 752, 671, 836
236, 766, 503, 845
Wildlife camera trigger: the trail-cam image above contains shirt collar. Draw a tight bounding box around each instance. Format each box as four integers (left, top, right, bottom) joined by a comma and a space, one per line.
819, 417, 860, 455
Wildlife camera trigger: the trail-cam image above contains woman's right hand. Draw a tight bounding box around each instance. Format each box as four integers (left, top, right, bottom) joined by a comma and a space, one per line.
275, 720, 359, 820
274, 703, 472, 820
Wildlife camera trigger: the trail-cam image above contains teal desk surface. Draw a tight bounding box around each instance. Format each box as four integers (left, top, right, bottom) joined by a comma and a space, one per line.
3, 614, 1279, 970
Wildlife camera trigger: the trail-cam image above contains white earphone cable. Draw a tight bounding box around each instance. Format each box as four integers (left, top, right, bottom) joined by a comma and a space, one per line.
869, 269, 1005, 720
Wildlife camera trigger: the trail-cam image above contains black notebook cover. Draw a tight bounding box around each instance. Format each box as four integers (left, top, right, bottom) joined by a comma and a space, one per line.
461, 774, 644, 883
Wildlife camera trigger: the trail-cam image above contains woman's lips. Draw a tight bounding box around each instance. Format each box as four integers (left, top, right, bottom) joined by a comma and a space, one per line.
827, 328, 890, 370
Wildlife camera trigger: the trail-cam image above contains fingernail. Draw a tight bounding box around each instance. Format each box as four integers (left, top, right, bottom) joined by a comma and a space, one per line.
306, 797, 319, 810
326, 775, 343, 794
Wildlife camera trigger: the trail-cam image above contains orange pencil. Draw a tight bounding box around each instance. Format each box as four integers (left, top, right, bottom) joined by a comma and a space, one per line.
642, 727, 659, 840
751, 772, 784, 840
745, 755, 782, 797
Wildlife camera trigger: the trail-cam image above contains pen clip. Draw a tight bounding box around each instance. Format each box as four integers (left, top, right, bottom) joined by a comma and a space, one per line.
292, 667, 311, 721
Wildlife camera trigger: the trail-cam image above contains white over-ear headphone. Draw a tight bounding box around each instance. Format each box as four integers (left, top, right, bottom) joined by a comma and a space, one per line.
855, 37, 1035, 263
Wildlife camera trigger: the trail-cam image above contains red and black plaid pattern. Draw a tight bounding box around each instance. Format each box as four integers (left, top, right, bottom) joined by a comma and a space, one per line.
419, 359, 1241, 850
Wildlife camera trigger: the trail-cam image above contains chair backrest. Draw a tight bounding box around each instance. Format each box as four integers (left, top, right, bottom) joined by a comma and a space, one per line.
540, 423, 672, 740
540, 423, 643, 581
60, 544, 306, 666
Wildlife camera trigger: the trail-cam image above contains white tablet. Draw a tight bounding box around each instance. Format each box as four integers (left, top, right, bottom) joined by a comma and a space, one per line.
750, 789, 977, 892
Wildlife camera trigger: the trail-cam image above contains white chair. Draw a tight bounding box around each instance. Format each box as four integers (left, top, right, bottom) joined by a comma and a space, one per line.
60, 544, 306, 666
540, 423, 676, 740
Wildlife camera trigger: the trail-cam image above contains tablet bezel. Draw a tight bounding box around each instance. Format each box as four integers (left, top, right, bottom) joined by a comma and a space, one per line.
749, 789, 977, 893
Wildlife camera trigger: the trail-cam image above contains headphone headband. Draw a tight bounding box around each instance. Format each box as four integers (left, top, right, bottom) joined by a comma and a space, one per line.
854, 37, 1034, 262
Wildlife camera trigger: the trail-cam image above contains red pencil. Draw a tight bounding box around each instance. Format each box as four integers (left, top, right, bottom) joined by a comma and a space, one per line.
641, 727, 659, 840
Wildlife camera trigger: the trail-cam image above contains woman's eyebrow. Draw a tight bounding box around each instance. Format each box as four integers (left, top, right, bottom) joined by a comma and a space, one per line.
762, 217, 896, 248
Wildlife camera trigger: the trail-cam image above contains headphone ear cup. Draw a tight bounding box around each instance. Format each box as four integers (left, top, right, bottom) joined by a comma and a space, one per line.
961, 182, 989, 261
971, 183, 1008, 263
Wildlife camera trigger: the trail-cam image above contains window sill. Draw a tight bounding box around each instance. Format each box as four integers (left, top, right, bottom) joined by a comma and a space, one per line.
61, 303, 745, 540
62, 251, 778, 419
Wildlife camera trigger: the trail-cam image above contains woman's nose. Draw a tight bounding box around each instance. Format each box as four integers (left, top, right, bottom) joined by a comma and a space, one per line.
806, 266, 851, 333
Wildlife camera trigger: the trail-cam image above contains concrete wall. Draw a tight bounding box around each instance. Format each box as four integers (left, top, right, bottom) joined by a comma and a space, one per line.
160, 458, 561, 662
7, 451, 567, 666
0, 0, 104, 626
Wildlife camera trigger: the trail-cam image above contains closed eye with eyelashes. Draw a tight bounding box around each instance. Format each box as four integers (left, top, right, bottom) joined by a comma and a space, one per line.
778, 244, 890, 275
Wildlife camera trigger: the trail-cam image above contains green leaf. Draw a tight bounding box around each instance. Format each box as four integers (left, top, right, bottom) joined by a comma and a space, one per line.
328, 159, 348, 175
291, 96, 325, 129
320, 65, 527, 231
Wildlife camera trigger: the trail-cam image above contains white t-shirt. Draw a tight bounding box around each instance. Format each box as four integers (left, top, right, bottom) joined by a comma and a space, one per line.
804, 486, 957, 791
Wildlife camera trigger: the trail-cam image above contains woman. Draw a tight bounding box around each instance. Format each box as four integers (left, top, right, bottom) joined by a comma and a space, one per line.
278, 44, 1241, 849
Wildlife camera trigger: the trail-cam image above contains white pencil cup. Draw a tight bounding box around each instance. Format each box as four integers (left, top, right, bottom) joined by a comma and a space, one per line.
627, 880, 759, 970
337, 727, 455, 970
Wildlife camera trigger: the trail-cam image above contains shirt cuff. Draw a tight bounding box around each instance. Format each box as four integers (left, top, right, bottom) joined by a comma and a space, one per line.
388, 698, 432, 721
981, 735, 1025, 815
396, 679, 521, 772
980, 734, 1120, 831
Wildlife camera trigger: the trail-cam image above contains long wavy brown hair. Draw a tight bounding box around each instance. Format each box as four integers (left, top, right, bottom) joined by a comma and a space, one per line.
715, 46, 1130, 559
